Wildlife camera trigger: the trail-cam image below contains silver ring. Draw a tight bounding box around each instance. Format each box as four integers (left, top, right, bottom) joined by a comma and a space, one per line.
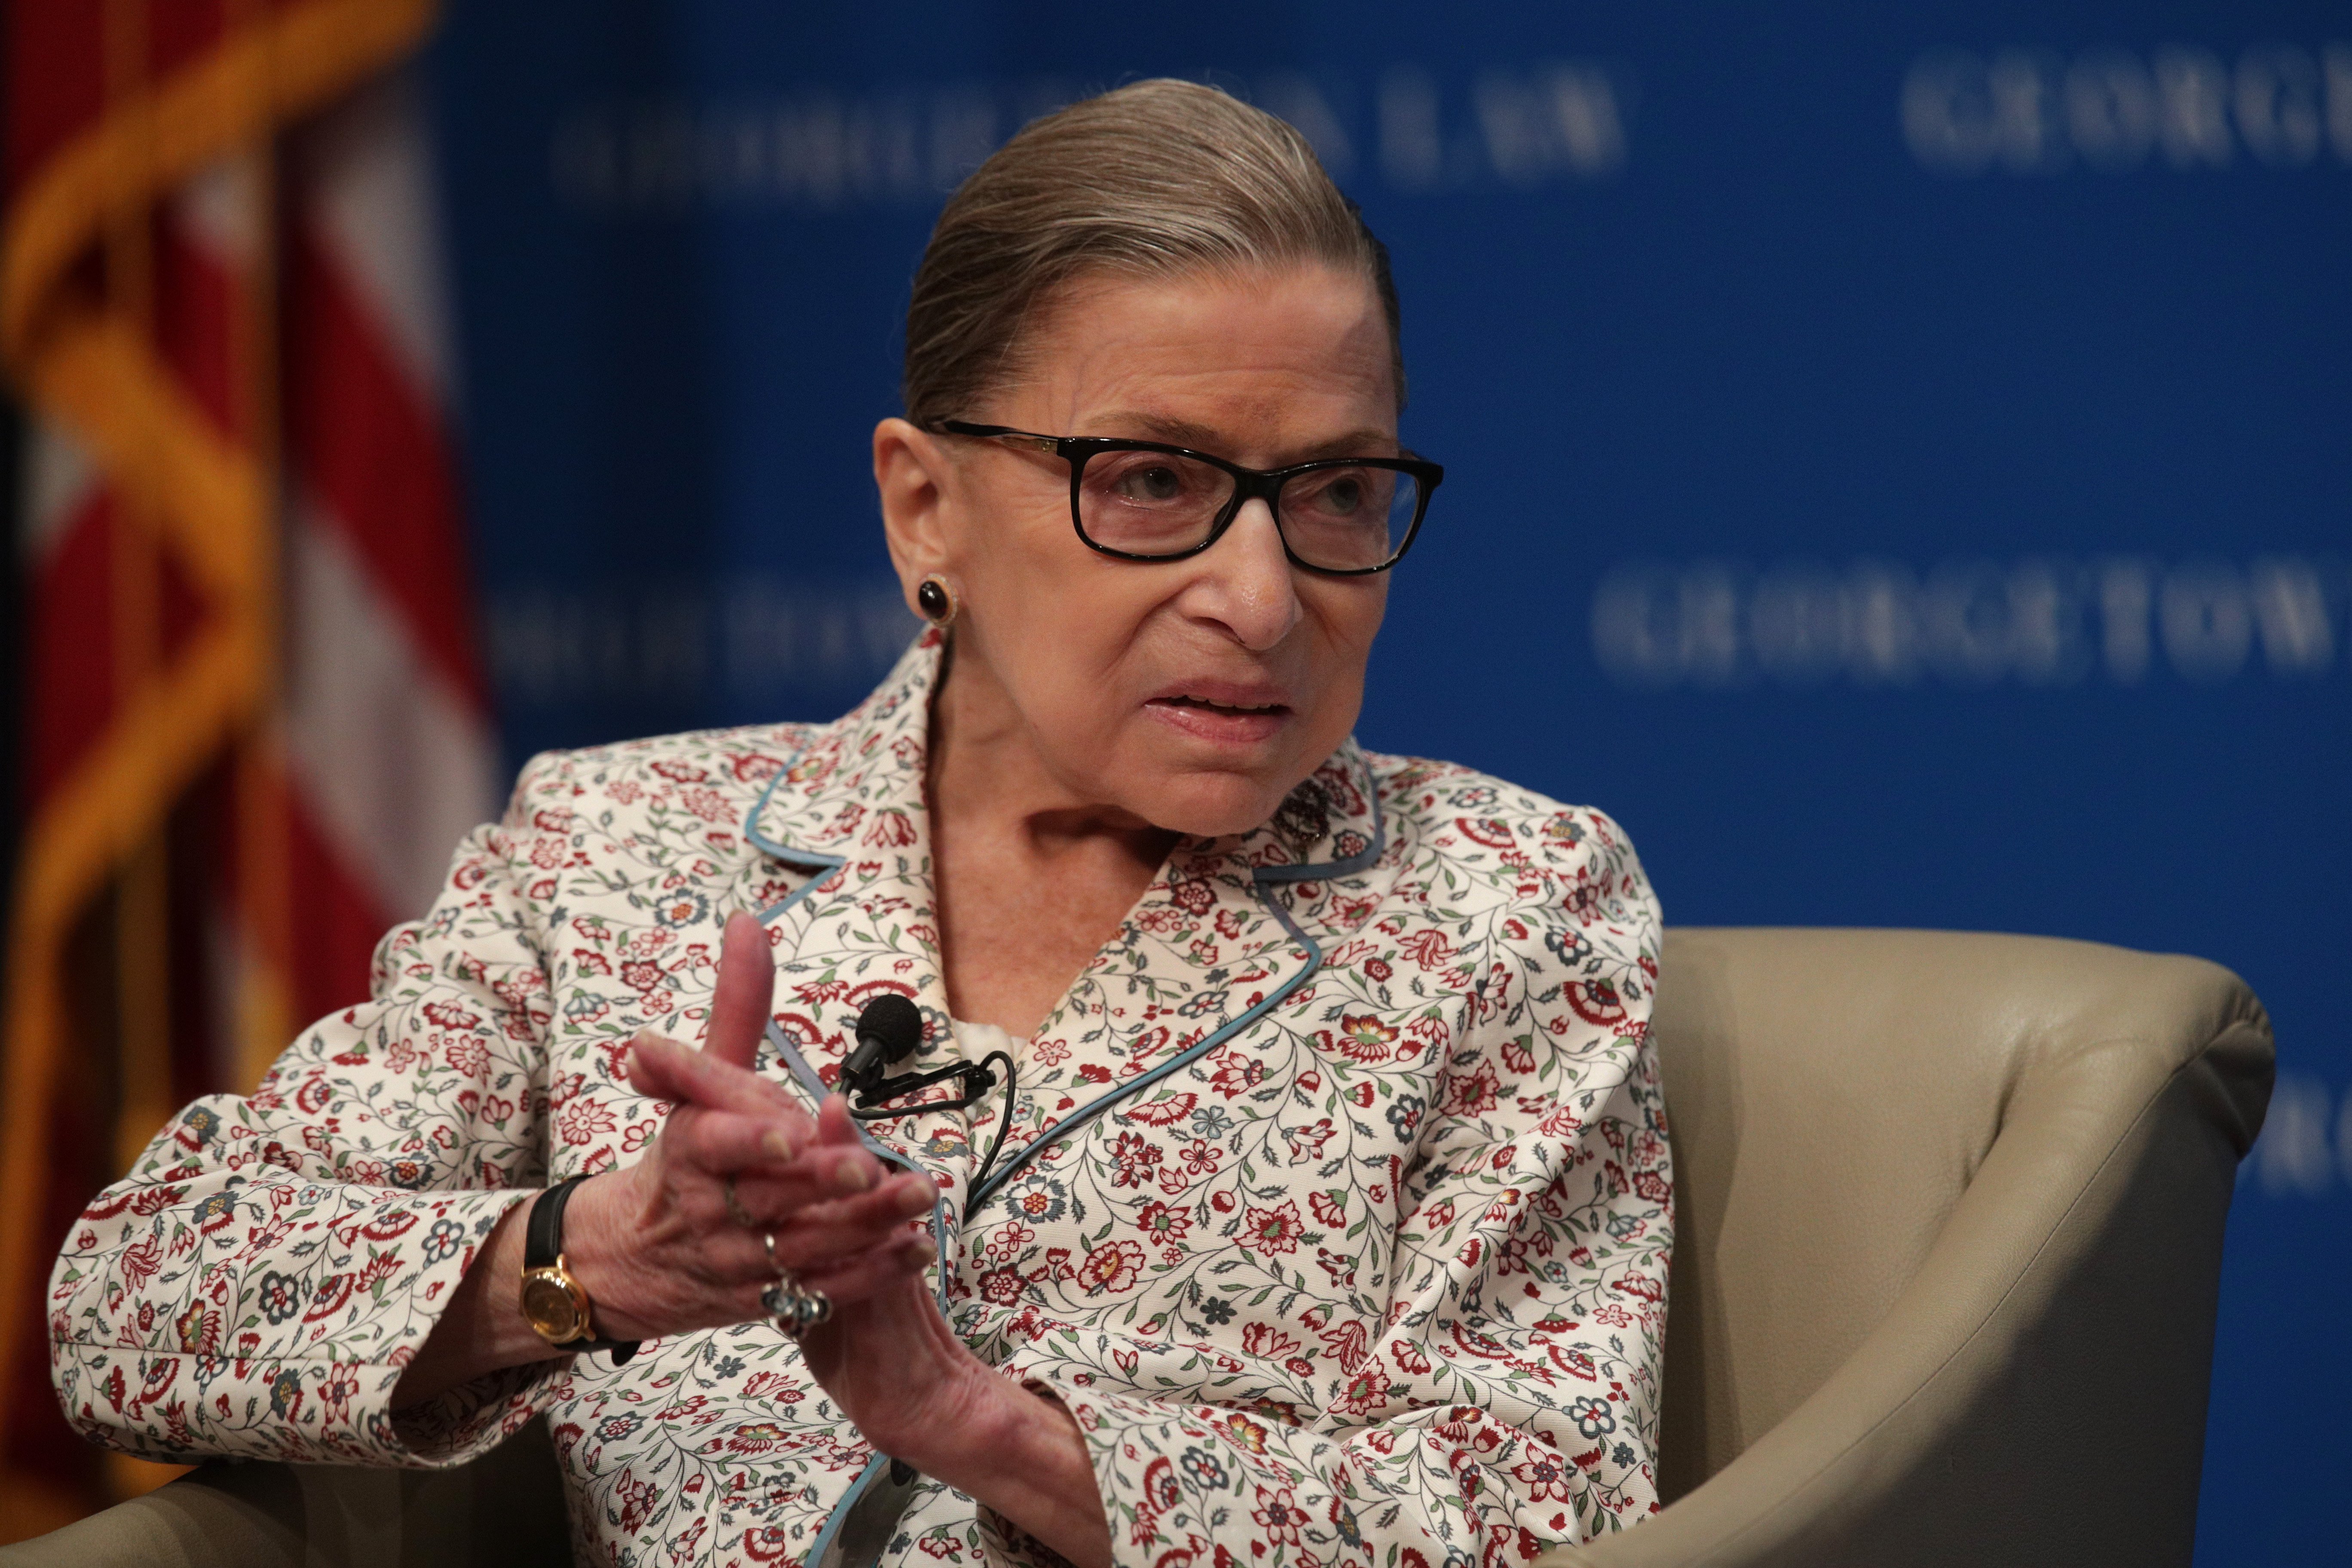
763, 1230, 782, 1272
723, 1175, 755, 1228
760, 1276, 833, 1338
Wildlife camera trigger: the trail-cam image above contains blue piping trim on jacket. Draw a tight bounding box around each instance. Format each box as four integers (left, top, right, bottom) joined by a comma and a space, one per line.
745, 749, 848, 922
748, 748, 1381, 1568
744, 741, 805, 860
958, 782, 1387, 1207
966, 869, 1334, 1214
745, 735, 954, 1258
745, 762, 1386, 1216
755, 861, 846, 925
763, 1017, 835, 1103
803, 1453, 889, 1568
743, 726, 935, 1568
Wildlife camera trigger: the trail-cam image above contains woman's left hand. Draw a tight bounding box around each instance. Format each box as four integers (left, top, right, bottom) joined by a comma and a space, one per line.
792, 1190, 1115, 1568
793, 1253, 992, 1461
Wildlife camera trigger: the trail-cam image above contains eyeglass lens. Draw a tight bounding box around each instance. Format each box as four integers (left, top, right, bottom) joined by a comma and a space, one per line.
1078, 449, 1418, 571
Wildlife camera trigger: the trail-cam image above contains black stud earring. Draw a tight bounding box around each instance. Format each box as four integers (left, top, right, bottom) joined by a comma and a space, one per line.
916, 575, 956, 627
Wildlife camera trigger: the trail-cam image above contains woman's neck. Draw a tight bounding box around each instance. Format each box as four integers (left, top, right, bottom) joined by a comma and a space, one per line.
924, 644, 1179, 1037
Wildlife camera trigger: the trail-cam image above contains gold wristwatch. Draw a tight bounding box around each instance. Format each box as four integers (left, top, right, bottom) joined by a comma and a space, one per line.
519, 1176, 639, 1363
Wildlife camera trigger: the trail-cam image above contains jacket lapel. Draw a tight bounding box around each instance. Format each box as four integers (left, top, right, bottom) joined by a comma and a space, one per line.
732, 633, 1393, 1217
962, 742, 1390, 1204
735, 634, 953, 1164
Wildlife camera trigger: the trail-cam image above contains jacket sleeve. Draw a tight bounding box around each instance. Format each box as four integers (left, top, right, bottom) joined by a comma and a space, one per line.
47, 752, 583, 1468
999, 812, 1672, 1568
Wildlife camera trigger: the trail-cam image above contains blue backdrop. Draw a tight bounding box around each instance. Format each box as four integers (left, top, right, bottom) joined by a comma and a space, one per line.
426, 3, 2349, 1559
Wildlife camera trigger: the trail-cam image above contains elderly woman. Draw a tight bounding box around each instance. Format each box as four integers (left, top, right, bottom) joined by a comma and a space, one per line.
52, 80, 1669, 1568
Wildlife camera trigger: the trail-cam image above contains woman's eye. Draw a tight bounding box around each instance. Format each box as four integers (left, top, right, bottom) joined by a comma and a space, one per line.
1296, 469, 1381, 518
1119, 464, 1185, 502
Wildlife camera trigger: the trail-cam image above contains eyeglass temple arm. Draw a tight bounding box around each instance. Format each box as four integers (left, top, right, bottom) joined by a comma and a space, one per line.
936, 420, 1061, 454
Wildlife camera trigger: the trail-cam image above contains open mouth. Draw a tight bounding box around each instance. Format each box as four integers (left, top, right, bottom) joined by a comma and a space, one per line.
1153, 695, 1292, 717
1143, 685, 1296, 743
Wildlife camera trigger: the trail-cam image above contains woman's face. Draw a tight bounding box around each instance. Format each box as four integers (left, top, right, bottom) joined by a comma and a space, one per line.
876, 263, 1398, 839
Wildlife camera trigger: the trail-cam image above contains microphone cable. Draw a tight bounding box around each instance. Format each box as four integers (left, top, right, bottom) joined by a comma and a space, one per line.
963, 1048, 1017, 1196
842, 995, 1019, 1199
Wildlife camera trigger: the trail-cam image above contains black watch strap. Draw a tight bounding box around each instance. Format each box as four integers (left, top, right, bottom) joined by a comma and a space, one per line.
526, 1176, 640, 1365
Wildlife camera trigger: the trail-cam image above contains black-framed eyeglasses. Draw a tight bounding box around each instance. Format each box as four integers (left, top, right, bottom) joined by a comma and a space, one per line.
934, 420, 1442, 576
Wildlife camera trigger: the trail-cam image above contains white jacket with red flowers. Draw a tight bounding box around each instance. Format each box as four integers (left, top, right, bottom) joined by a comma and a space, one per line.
52, 632, 1672, 1568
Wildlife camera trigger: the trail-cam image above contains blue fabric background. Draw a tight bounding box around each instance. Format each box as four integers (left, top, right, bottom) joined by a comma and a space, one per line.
426, 3, 2349, 1557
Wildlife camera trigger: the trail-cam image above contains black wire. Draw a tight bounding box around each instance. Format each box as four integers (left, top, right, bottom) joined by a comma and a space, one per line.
845, 1048, 1020, 1203
968, 1050, 1017, 1197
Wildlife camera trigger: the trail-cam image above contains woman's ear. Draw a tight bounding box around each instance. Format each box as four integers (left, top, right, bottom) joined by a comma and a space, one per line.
873, 417, 955, 616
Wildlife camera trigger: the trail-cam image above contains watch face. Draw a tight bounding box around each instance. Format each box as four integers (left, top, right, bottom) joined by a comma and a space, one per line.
521, 1271, 586, 1342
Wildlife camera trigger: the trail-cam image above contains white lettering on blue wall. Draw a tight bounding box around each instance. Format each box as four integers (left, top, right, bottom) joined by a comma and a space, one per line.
1905, 42, 2352, 175
551, 64, 1630, 215
2243, 1074, 2352, 1199
488, 577, 918, 708
1591, 555, 2347, 689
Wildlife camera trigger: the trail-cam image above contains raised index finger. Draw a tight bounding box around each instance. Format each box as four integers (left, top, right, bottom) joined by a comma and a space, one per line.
705, 911, 777, 1072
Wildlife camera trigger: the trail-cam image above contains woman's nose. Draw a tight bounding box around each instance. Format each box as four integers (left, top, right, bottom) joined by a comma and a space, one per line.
1187, 498, 1302, 650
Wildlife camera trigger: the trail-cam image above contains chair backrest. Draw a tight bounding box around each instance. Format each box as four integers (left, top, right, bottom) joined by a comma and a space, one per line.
1622, 927, 2271, 1566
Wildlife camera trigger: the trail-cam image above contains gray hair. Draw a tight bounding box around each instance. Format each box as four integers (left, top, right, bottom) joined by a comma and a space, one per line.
902, 78, 1404, 427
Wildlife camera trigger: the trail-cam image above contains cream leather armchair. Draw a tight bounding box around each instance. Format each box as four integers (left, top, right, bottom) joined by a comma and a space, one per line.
1553, 928, 2272, 1568
2, 929, 2273, 1568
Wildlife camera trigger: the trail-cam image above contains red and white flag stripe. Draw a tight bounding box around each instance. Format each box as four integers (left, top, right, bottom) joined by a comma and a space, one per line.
19, 67, 494, 1051
282, 68, 498, 1011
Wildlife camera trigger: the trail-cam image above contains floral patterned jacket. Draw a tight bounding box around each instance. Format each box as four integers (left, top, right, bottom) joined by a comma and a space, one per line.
51, 632, 1672, 1568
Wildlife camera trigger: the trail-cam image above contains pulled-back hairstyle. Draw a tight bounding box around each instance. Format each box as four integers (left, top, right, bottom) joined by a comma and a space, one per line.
903, 79, 1404, 427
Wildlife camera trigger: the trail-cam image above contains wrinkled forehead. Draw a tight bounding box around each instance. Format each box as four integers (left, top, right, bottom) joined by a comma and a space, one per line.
983, 263, 1402, 453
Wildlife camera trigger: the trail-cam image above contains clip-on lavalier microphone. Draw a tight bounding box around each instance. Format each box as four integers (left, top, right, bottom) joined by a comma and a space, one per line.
840, 994, 977, 1118
841, 993, 1018, 1192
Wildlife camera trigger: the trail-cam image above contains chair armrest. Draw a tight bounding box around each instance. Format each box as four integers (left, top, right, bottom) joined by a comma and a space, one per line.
0, 1417, 571, 1568
0, 1463, 313, 1568
1547, 950, 2271, 1568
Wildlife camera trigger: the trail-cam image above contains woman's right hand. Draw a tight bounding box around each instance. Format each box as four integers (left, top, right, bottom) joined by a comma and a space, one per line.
393, 915, 934, 1412
564, 912, 940, 1341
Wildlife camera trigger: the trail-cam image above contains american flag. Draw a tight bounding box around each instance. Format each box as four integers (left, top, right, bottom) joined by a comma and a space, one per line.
0, 0, 489, 1529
